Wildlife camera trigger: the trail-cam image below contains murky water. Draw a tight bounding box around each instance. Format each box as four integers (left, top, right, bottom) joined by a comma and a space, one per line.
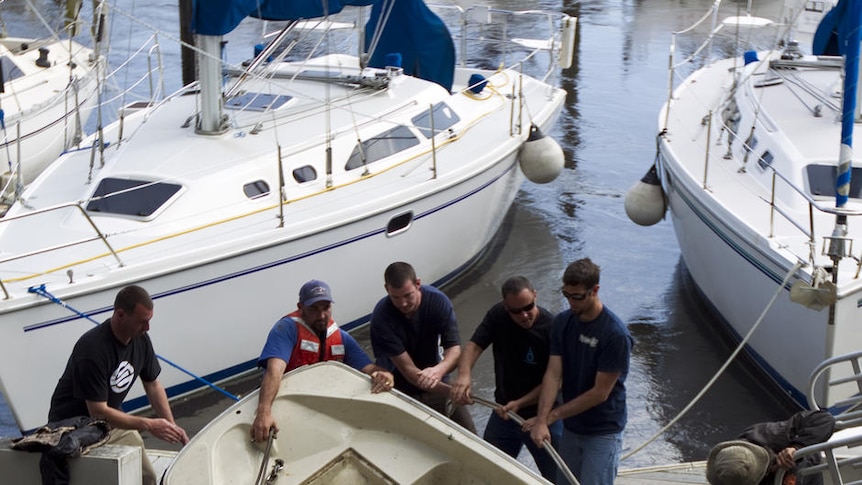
0, 0, 799, 474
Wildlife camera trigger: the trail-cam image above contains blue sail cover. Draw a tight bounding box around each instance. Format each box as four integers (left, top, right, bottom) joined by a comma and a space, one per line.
364, 0, 455, 92
193, 0, 378, 36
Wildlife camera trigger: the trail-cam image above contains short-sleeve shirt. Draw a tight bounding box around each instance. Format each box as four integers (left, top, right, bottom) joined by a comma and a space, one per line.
257, 316, 372, 371
49, 320, 161, 422
370, 285, 460, 397
550, 306, 632, 435
470, 303, 554, 419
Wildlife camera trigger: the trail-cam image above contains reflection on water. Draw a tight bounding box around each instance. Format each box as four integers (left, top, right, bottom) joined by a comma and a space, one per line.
0, 0, 805, 474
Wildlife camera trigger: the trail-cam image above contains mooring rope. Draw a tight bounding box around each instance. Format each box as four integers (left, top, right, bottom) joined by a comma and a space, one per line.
28, 284, 240, 402
470, 395, 579, 485
621, 260, 804, 461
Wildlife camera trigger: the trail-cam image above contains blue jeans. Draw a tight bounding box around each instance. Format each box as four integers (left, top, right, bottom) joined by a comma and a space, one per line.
483, 412, 562, 481
557, 428, 622, 485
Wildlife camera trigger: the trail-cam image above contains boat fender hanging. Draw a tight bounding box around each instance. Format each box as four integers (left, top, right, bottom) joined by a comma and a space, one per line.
519, 124, 564, 184
624, 164, 667, 226
468, 74, 487, 94
35, 47, 50, 68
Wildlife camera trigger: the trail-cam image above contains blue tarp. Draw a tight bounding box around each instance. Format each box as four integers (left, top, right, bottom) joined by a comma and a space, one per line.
193, 0, 378, 36
192, 0, 455, 91
364, 0, 455, 92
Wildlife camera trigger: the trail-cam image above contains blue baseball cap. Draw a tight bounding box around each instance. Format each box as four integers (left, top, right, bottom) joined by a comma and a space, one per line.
299, 280, 333, 306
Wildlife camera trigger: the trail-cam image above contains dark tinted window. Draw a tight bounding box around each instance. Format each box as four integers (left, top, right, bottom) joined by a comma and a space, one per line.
757, 151, 774, 170
86, 178, 182, 217
345, 125, 420, 171
293, 165, 317, 183
243, 180, 270, 199
412, 103, 460, 137
806, 165, 862, 198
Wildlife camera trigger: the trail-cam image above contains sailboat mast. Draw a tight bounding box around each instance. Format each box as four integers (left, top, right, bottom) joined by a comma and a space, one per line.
197, 35, 226, 135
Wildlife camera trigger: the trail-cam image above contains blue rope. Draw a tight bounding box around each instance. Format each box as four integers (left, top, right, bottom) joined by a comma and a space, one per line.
28, 284, 240, 401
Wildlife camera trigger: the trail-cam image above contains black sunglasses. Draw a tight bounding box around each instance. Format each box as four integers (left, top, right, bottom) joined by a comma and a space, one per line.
561, 288, 590, 301
506, 300, 536, 314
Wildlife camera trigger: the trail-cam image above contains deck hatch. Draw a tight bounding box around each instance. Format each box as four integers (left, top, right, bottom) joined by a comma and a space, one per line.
225, 92, 291, 111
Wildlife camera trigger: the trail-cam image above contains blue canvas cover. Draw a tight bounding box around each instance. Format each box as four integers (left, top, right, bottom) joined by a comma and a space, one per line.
193, 0, 378, 36
364, 0, 455, 92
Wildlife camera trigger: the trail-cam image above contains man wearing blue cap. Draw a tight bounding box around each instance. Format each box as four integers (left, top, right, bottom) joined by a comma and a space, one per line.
251, 279, 394, 442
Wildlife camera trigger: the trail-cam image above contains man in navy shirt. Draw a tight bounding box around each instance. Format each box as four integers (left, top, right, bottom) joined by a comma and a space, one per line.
370, 262, 475, 432
252, 279, 394, 443
526, 258, 632, 485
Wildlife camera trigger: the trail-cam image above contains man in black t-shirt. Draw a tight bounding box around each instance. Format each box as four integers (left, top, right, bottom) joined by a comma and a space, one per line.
451, 276, 562, 480
48, 285, 188, 485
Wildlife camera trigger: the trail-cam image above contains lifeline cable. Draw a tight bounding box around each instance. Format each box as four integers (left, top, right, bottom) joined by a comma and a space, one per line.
28, 284, 240, 402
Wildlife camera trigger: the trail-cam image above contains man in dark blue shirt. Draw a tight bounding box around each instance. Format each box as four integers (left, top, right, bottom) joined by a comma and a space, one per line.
526, 258, 632, 485
370, 261, 475, 432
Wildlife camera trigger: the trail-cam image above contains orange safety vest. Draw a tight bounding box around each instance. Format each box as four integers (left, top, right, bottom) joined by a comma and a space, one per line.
284, 310, 345, 372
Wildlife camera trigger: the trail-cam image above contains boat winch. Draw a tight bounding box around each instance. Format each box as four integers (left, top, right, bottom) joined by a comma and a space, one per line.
519, 124, 564, 184
625, 164, 667, 226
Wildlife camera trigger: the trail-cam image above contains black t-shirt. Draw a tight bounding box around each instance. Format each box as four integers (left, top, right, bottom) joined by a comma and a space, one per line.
48, 320, 160, 422
470, 303, 554, 419
370, 285, 460, 397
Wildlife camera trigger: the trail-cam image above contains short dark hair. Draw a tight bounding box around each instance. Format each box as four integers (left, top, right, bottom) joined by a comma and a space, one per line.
501, 276, 534, 298
562, 258, 600, 288
384, 261, 417, 288
114, 285, 153, 313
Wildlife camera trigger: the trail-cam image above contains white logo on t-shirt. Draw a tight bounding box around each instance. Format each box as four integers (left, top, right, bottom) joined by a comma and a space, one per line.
110, 361, 136, 393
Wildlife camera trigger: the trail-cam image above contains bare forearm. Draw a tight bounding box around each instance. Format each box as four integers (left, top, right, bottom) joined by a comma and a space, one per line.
257, 369, 282, 415
144, 380, 175, 423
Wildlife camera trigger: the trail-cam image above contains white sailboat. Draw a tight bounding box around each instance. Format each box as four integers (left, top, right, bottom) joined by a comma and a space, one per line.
0, 1, 107, 206
629, 0, 862, 410
0, 0, 573, 435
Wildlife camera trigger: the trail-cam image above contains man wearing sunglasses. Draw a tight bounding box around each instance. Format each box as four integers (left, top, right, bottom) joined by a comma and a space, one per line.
450, 276, 561, 481
526, 258, 633, 485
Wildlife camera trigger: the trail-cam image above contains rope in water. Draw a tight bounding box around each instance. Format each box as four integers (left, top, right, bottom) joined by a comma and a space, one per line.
28, 284, 240, 402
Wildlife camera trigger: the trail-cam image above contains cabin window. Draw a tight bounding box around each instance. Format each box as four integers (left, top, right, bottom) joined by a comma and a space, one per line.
293, 165, 317, 183
0, 57, 24, 83
345, 125, 420, 171
86, 178, 182, 217
806, 165, 862, 198
412, 103, 460, 138
757, 151, 774, 171
243, 180, 270, 199
744, 134, 758, 153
